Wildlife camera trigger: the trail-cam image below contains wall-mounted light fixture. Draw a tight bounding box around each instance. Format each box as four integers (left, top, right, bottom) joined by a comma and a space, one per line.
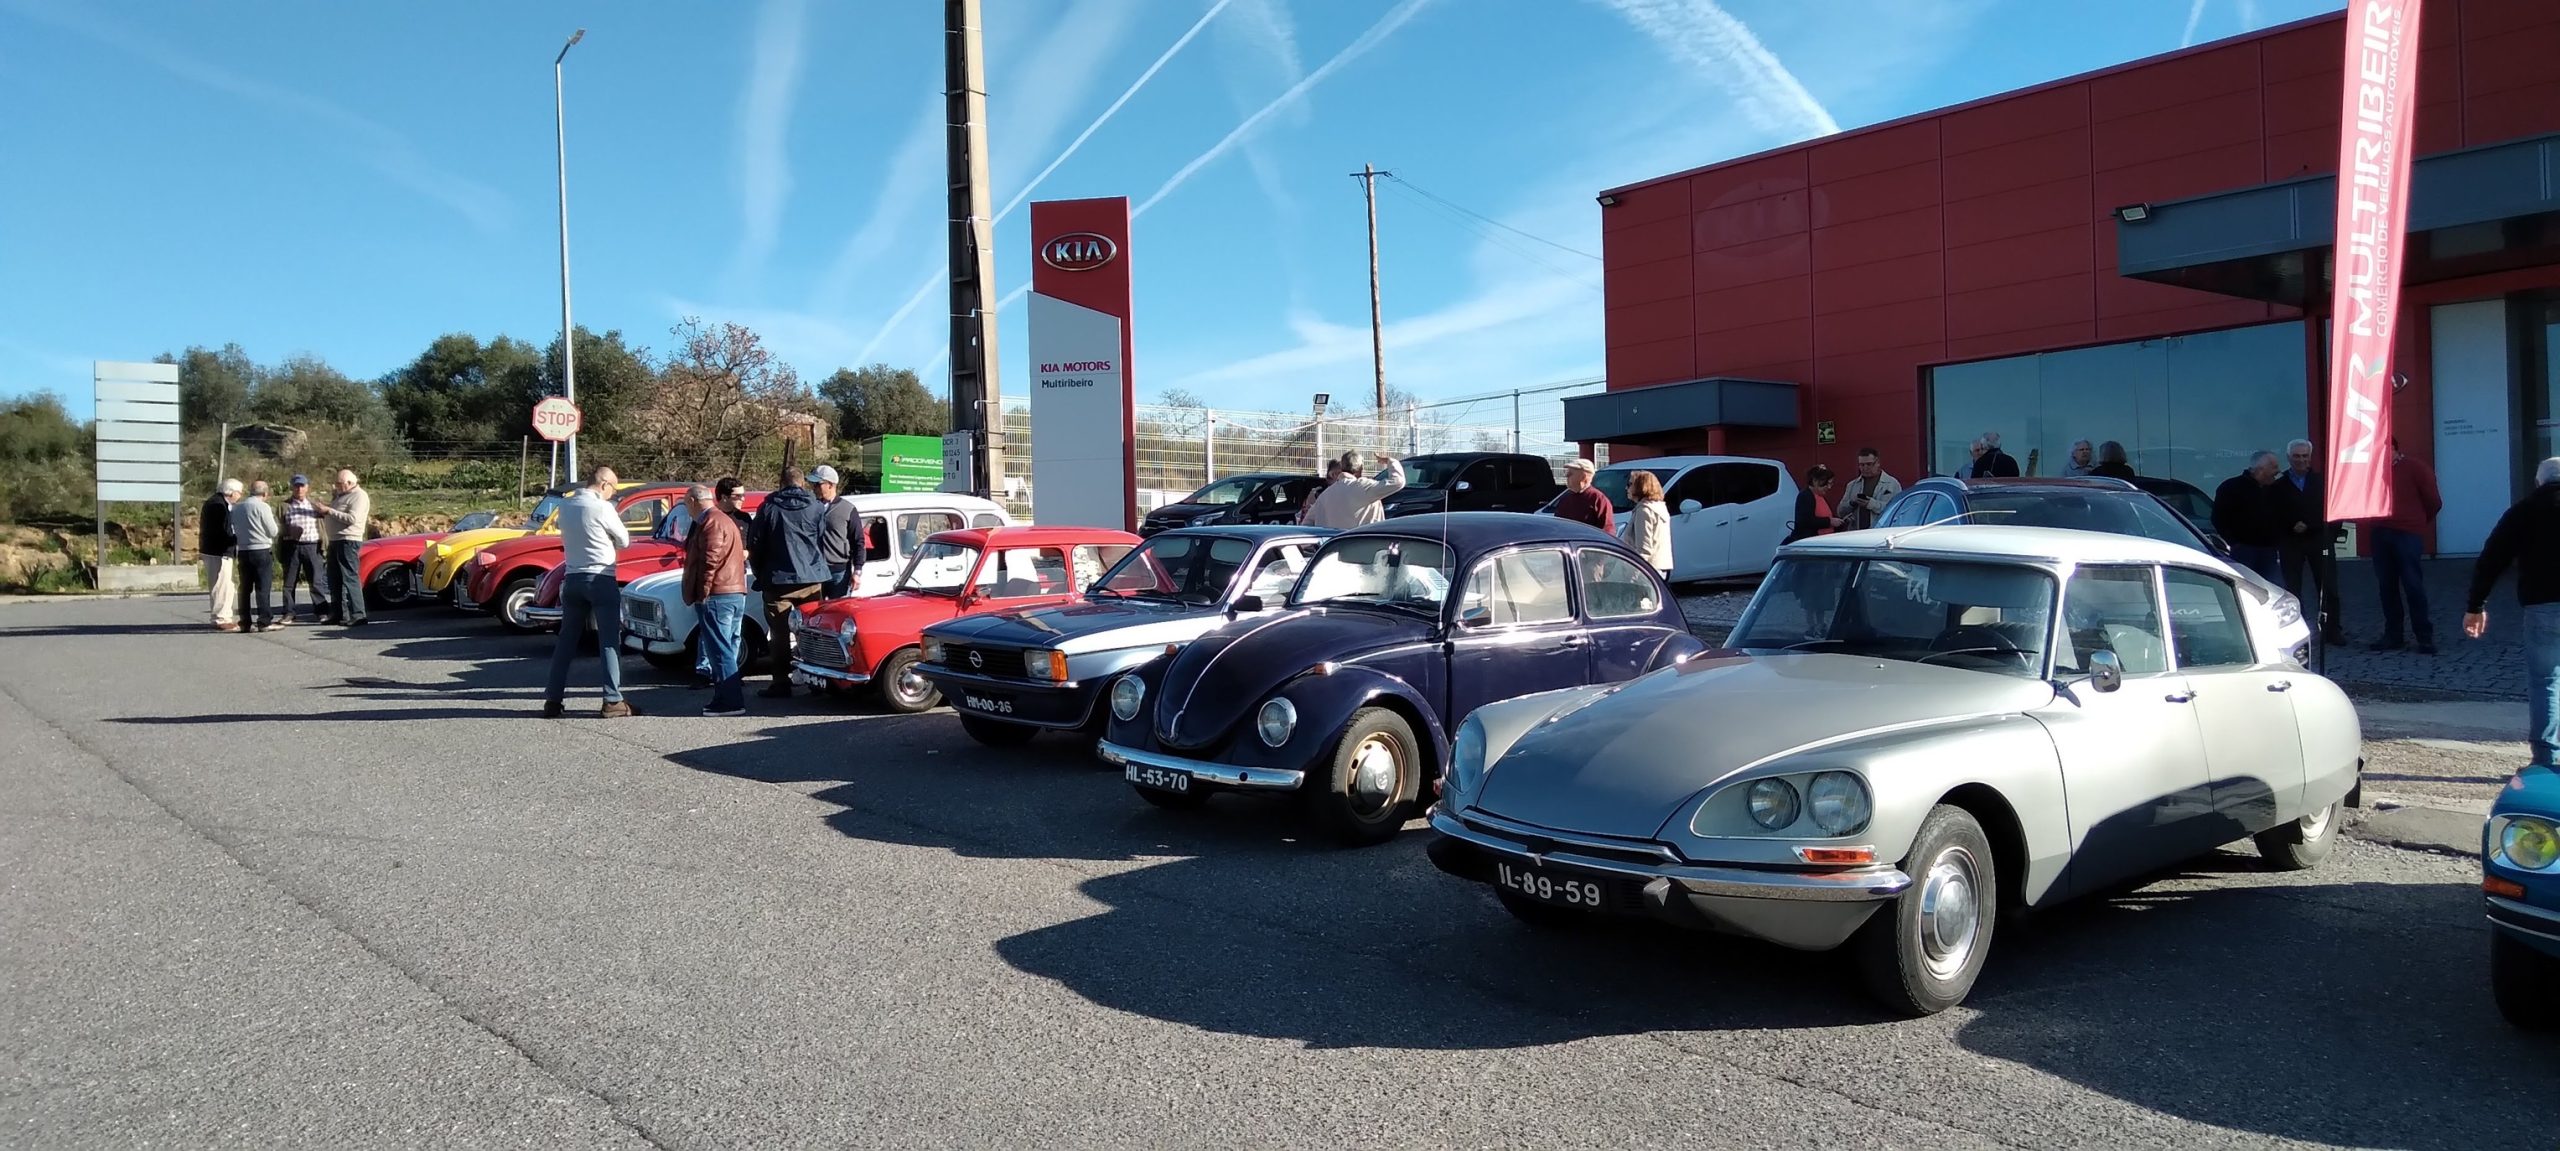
1596, 194, 1620, 207
2114, 203, 2151, 223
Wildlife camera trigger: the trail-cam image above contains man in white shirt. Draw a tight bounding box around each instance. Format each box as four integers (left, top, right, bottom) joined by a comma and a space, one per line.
1301, 452, 1406, 530
543, 466, 635, 718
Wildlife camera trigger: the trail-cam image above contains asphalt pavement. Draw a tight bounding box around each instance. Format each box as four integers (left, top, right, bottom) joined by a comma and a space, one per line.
2, 596, 2554, 1149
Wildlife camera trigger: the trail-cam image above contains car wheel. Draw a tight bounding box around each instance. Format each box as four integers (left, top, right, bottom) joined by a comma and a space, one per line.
1303, 707, 1420, 848
495, 576, 541, 632
958, 714, 1037, 747
2492, 930, 2560, 1030
366, 564, 412, 608
1495, 888, 1587, 931
2252, 800, 2338, 871
876, 647, 940, 713
1854, 804, 1997, 1017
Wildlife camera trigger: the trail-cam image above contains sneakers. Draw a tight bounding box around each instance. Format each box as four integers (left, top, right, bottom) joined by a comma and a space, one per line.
272, 617, 294, 628
701, 705, 747, 717
215, 621, 240, 632
601, 701, 637, 718
541, 700, 565, 718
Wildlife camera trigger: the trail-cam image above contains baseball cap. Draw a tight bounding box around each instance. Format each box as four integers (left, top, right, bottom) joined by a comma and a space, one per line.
809, 465, 840, 485
289, 474, 309, 487
1566, 458, 1596, 474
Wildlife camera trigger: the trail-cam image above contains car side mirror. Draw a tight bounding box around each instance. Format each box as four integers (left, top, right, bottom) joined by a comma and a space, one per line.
1457, 605, 1493, 628
1453, 480, 1472, 492
1233, 594, 1265, 613
1678, 499, 1703, 515
2085, 650, 2123, 693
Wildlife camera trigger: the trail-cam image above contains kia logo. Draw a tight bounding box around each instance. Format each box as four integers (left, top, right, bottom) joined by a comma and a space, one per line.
1040, 232, 1118, 272
968, 650, 984, 670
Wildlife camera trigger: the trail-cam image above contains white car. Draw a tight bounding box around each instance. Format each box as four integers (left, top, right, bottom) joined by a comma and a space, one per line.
619, 492, 1016, 671
1553, 455, 1799, 581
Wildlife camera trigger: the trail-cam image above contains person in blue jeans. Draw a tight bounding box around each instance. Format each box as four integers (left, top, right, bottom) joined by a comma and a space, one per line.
2466, 456, 2560, 764
684, 481, 753, 716
543, 468, 634, 718
2365, 440, 2443, 653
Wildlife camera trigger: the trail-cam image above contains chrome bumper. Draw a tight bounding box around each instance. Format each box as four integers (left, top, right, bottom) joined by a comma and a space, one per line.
792, 661, 871, 686
522, 605, 563, 625
1431, 808, 1910, 903
1096, 740, 1306, 790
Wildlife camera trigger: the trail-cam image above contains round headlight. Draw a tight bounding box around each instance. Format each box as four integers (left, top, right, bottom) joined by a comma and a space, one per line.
1257, 697, 1298, 748
1747, 778, 1800, 830
2504, 816, 2560, 870
1445, 716, 1487, 800
1110, 674, 1145, 722
1806, 771, 1873, 836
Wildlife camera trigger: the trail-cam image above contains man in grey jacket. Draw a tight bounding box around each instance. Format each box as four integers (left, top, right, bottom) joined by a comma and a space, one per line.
229, 480, 281, 632
543, 466, 636, 718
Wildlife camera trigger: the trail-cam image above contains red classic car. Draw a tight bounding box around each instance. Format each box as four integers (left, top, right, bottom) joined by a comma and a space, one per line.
455, 482, 697, 629
521, 494, 767, 632
791, 525, 1140, 712
352, 509, 502, 606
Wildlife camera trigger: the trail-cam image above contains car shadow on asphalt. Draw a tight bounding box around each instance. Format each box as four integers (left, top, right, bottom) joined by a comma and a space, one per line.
0, 623, 229, 638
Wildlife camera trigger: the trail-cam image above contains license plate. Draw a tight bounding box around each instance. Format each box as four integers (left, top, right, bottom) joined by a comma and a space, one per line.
962, 693, 1014, 715
1495, 860, 1608, 910
1124, 763, 1191, 793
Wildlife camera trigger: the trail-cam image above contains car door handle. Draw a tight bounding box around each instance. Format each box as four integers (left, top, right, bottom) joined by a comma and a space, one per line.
2164, 690, 2194, 703
2267, 680, 2293, 692
1559, 636, 1590, 649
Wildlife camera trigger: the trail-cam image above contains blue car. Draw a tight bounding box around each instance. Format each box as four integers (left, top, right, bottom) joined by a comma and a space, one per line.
2486, 765, 2560, 1029
1097, 512, 1705, 846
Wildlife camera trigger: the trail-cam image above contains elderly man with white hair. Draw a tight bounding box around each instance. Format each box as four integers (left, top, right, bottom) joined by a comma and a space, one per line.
2467, 456, 2560, 763
317, 468, 371, 627
1968, 431, 2019, 478
229, 479, 281, 633
2279, 437, 2347, 644
198, 480, 243, 631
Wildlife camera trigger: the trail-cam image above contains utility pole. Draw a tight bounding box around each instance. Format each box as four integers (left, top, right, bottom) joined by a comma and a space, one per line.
1352, 164, 1389, 426
946, 0, 1002, 498
554, 28, 585, 483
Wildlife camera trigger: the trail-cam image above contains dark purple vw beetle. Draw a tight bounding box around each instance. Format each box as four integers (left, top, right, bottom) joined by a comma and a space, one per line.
1098, 512, 1704, 846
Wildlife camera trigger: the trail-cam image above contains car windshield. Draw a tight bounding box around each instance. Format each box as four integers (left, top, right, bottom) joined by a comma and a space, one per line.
1091, 534, 1255, 605
1730, 556, 2057, 677
521, 495, 564, 529
895, 540, 982, 596
453, 510, 498, 533
1292, 536, 1454, 615
1180, 477, 1260, 507
1400, 457, 1469, 488
1961, 490, 2209, 551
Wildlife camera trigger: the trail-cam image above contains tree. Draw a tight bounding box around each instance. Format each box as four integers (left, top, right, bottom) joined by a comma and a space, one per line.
252, 353, 394, 440
1155, 387, 1206, 410
162, 344, 256, 428
379, 332, 544, 448
541, 327, 654, 445
818, 363, 946, 443
646, 317, 815, 474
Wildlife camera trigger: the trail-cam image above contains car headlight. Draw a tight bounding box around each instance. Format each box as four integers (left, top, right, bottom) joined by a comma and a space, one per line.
1747, 778, 1800, 830
2499, 815, 2560, 871
921, 637, 944, 664
1444, 715, 1487, 800
1025, 649, 1068, 681
1806, 771, 1873, 836
837, 619, 858, 641
2272, 590, 2304, 629
1110, 674, 1145, 721
1257, 698, 1298, 748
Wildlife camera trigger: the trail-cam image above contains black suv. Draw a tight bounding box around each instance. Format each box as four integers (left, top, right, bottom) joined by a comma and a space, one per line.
1378, 452, 1562, 517
1140, 472, 1320, 536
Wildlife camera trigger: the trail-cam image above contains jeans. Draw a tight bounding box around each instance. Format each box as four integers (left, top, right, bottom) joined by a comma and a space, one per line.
281, 542, 329, 617
203, 556, 237, 625
2369, 526, 2432, 645
328, 541, 365, 622
546, 572, 624, 705
764, 583, 824, 689
700, 593, 748, 711
823, 567, 853, 600
234, 549, 275, 629
2229, 544, 2284, 590
2528, 604, 2560, 768
2280, 543, 2342, 634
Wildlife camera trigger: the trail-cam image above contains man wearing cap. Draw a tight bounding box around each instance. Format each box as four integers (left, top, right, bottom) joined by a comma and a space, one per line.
199, 480, 242, 631
277, 474, 331, 623
1551, 458, 1614, 533
810, 464, 860, 599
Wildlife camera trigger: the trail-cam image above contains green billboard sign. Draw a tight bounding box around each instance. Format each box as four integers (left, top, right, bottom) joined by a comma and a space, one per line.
879, 434, 944, 493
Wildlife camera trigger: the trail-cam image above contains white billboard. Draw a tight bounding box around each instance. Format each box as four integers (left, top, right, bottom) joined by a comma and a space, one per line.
1027, 293, 1131, 529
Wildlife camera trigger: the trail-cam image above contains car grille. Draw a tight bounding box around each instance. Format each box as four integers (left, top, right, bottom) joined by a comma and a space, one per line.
941, 642, 1022, 678
795, 626, 850, 669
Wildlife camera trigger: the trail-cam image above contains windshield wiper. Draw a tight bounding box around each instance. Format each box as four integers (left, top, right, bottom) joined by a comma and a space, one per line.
1914, 646, 2028, 667
1779, 638, 1846, 651
1088, 587, 1128, 599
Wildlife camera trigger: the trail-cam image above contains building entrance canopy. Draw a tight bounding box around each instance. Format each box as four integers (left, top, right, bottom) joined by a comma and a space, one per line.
2117, 132, 2560, 306
1561, 376, 1798, 445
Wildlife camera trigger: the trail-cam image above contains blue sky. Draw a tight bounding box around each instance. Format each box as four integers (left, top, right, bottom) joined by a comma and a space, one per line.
0, 0, 2345, 422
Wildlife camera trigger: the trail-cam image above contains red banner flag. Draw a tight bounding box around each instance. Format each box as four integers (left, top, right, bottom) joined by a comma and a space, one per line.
2322, 0, 2424, 522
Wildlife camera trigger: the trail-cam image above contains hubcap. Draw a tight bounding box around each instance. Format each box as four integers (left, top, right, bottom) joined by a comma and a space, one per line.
897, 665, 931, 705
2300, 802, 2333, 840
504, 588, 535, 626
1915, 845, 1982, 981
1347, 734, 1402, 815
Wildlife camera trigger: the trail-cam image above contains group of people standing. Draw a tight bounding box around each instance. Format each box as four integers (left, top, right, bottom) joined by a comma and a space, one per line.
197, 471, 371, 632
2213, 438, 2444, 653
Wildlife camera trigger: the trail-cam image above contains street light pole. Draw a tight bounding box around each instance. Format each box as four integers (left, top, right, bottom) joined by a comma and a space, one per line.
553, 28, 585, 483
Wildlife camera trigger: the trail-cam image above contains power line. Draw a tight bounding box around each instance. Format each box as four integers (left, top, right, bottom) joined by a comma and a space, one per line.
1383, 173, 1601, 261
1382, 182, 1602, 293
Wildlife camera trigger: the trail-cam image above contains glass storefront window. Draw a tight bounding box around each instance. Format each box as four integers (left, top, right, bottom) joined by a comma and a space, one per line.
2533, 297, 2560, 467
1926, 321, 2308, 495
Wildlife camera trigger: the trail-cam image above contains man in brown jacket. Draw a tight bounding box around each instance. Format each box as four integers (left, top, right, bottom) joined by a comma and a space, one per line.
684, 480, 752, 716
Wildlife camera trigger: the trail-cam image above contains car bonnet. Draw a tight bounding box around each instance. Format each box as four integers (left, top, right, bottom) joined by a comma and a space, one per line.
1152, 605, 1434, 750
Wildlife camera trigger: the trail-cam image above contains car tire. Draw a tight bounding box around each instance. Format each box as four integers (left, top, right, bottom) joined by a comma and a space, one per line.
495, 576, 541, 632
366, 564, 412, 608
1854, 803, 1997, 1017
958, 714, 1037, 747
2492, 930, 2560, 1030
1303, 706, 1421, 848
1495, 888, 1586, 931
2252, 800, 2338, 871
876, 647, 940, 713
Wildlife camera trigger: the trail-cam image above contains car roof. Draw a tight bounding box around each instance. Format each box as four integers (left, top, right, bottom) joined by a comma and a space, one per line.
1593, 454, 1783, 472
1335, 511, 1617, 553
922, 525, 1140, 548
1788, 523, 2239, 569
1910, 475, 2140, 493
1149, 523, 1335, 540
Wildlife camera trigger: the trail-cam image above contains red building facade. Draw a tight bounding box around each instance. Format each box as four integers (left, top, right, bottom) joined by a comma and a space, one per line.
1587, 0, 2560, 552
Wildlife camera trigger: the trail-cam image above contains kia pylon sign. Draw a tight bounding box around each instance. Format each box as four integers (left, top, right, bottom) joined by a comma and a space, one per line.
1027, 198, 1137, 531
2320, 0, 2423, 522
532, 396, 582, 443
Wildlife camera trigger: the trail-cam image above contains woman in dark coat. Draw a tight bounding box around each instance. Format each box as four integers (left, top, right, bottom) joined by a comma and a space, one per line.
1786, 464, 1843, 545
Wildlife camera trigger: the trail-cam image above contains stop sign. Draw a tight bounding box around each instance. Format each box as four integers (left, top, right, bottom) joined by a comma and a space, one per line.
531, 396, 582, 442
